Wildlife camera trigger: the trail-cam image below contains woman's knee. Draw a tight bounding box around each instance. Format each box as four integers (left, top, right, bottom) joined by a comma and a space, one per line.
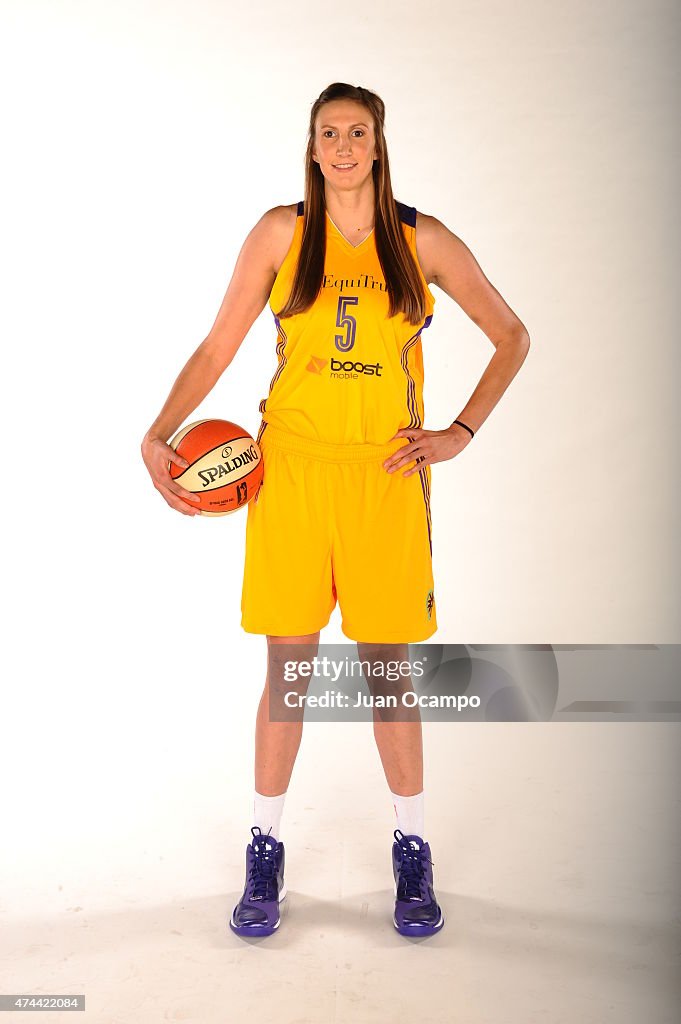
265, 632, 320, 701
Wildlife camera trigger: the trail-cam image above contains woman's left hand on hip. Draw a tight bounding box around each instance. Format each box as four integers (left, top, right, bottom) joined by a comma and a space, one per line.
382, 425, 472, 477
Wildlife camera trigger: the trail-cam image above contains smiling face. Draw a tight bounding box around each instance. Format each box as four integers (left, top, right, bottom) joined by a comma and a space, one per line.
312, 99, 378, 188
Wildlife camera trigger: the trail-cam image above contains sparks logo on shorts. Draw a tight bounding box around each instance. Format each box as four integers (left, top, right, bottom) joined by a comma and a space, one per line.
306, 356, 328, 374
426, 589, 435, 620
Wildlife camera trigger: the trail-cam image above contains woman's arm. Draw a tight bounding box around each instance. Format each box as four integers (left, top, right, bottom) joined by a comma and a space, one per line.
413, 211, 532, 432
384, 213, 530, 477
143, 206, 286, 446
415, 211, 530, 436
141, 206, 288, 514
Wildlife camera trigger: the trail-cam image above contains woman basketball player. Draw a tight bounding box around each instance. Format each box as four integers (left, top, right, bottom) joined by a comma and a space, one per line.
141, 83, 530, 938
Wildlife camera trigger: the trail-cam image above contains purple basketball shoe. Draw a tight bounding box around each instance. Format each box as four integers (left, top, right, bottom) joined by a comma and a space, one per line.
229, 826, 287, 937
392, 829, 444, 936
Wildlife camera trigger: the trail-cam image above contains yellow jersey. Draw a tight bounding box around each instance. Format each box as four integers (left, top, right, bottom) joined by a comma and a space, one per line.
257, 200, 436, 446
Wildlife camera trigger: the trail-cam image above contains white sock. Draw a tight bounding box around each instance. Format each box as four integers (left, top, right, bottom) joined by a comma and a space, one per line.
390, 789, 425, 839
253, 790, 286, 843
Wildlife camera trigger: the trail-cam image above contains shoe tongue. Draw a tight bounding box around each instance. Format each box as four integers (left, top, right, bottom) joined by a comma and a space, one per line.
253, 834, 277, 851
402, 834, 423, 851
252, 827, 277, 843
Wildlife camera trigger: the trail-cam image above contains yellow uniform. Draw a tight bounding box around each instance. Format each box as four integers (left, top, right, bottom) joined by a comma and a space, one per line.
241, 200, 438, 642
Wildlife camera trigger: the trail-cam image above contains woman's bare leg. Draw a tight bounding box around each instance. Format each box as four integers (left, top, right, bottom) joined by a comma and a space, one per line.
254, 631, 320, 795
357, 641, 423, 796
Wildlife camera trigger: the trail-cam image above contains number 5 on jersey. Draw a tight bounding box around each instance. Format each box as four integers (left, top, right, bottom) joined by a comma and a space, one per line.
335, 295, 358, 352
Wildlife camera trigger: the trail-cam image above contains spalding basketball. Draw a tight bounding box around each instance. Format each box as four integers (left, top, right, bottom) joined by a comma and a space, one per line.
168, 419, 263, 516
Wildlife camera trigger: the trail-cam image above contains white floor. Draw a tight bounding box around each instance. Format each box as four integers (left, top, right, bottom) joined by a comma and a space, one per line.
2, 722, 679, 1024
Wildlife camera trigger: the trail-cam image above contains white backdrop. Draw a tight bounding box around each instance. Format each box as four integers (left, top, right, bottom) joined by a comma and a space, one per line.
1, 0, 679, 926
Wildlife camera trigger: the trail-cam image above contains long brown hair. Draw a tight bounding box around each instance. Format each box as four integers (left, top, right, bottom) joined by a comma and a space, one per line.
274, 82, 430, 326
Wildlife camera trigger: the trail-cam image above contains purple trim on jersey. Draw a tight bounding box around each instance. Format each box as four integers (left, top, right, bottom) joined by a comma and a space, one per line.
400, 313, 434, 556
253, 419, 268, 504
395, 200, 417, 227
400, 313, 434, 430
418, 464, 433, 557
259, 314, 290, 418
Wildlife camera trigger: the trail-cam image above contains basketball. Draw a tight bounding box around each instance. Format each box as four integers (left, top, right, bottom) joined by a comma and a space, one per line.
168, 419, 263, 516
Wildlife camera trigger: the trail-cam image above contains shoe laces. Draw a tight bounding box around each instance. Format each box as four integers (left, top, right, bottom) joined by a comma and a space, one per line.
394, 829, 433, 900
249, 826, 278, 901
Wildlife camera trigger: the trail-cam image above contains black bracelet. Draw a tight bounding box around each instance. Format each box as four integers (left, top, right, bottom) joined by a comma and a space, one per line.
453, 419, 475, 439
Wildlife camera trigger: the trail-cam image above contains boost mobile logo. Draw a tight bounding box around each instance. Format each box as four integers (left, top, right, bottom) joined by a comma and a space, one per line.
307, 354, 384, 378
305, 356, 378, 380
331, 357, 383, 377
306, 356, 328, 374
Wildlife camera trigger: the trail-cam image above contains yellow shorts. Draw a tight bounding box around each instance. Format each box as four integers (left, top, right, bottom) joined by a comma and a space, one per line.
240, 423, 438, 643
